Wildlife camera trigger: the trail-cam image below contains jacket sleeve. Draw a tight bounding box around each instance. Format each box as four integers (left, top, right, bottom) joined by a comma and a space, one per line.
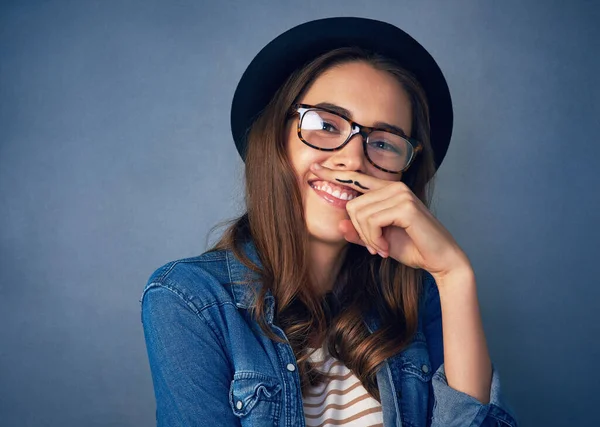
422, 272, 519, 427
141, 282, 240, 427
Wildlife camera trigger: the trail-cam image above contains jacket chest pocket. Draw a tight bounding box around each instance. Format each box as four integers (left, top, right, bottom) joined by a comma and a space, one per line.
397, 333, 433, 427
229, 371, 282, 426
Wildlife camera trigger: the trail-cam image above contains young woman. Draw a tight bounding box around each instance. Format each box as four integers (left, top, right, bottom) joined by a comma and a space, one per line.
141, 18, 518, 427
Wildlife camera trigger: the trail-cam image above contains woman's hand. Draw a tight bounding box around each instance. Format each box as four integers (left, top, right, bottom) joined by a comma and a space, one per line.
310, 163, 472, 281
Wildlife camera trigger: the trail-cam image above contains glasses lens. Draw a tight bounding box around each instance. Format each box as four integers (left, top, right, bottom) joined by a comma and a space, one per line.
300, 109, 351, 149
366, 131, 413, 172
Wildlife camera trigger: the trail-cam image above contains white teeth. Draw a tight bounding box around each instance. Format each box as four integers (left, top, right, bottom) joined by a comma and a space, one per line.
310, 181, 357, 201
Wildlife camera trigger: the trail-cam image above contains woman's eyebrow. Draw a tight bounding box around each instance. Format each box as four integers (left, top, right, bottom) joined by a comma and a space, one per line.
314, 102, 408, 137
315, 102, 352, 117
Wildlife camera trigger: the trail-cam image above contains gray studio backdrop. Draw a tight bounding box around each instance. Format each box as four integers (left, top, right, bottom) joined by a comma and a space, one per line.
1, 1, 598, 426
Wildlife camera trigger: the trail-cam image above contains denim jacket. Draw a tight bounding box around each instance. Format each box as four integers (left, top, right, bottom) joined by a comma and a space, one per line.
140, 239, 518, 426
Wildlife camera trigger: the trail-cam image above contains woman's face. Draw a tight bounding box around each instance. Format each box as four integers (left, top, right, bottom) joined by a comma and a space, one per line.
286, 61, 413, 244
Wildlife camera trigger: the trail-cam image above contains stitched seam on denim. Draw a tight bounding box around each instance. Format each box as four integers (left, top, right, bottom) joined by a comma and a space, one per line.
200, 300, 239, 312
433, 369, 446, 382
384, 362, 402, 427
467, 403, 490, 427
150, 252, 227, 284
269, 324, 295, 427
225, 249, 233, 284
486, 404, 517, 426
144, 270, 239, 313
143, 265, 234, 312
232, 371, 279, 381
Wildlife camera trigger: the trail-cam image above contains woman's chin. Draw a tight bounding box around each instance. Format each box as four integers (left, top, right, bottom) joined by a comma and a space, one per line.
307, 225, 347, 245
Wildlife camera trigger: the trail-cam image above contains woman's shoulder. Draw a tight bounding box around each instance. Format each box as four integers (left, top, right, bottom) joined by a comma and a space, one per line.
141, 248, 235, 313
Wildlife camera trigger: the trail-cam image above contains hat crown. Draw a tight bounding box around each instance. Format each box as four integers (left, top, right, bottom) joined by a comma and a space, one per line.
231, 17, 453, 173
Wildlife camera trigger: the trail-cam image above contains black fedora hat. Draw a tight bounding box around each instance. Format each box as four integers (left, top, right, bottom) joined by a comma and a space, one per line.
230, 17, 453, 172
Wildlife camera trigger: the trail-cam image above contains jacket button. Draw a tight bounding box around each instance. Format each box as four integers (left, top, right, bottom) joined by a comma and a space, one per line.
236, 400, 243, 410
286, 363, 296, 372
421, 364, 430, 373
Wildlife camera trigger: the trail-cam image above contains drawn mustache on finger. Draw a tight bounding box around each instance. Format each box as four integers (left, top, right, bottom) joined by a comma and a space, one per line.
335, 178, 370, 191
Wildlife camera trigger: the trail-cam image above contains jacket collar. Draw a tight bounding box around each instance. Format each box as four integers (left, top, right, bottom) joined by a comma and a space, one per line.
225, 239, 276, 323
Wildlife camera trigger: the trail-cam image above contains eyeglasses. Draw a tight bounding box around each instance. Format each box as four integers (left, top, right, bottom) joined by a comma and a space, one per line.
290, 103, 423, 174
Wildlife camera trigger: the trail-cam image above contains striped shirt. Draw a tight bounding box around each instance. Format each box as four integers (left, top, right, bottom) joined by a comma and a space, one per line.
302, 346, 383, 427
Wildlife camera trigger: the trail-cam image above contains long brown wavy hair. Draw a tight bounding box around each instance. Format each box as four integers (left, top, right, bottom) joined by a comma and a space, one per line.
207, 47, 437, 401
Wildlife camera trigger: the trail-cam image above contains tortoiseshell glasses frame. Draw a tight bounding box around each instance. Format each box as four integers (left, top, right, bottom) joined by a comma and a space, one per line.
289, 103, 423, 174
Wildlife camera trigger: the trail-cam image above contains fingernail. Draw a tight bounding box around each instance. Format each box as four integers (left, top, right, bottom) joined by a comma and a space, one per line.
377, 251, 387, 258
367, 246, 376, 255
311, 163, 322, 170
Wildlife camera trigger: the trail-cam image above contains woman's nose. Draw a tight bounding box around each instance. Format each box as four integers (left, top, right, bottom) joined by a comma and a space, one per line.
328, 134, 367, 171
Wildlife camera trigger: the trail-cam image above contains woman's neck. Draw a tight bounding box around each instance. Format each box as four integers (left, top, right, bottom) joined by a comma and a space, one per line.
308, 239, 348, 296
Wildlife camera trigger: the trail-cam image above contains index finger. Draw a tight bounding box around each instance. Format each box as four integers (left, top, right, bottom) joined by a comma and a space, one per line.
309, 163, 388, 194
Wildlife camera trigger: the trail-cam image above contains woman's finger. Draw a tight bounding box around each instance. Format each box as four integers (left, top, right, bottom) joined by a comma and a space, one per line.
309, 163, 389, 194
351, 195, 404, 253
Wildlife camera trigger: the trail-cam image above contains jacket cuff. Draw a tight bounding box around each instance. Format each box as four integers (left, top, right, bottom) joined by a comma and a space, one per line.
431, 363, 519, 426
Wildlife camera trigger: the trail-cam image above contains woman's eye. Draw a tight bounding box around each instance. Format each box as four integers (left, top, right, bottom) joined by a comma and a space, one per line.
321, 122, 339, 133
371, 140, 397, 152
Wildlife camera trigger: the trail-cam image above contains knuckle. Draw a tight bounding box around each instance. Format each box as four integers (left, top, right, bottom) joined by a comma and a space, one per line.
346, 199, 356, 212
367, 212, 380, 227
391, 181, 408, 194
396, 191, 414, 205
404, 199, 418, 214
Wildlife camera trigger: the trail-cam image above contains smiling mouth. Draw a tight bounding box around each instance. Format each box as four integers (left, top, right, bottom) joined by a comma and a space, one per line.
308, 179, 362, 201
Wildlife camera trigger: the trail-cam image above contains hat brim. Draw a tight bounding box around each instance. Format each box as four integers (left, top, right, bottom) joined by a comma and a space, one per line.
230, 17, 453, 172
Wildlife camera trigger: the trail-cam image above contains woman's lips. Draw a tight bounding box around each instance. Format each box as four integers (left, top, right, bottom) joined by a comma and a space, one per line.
310, 185, 349, 210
